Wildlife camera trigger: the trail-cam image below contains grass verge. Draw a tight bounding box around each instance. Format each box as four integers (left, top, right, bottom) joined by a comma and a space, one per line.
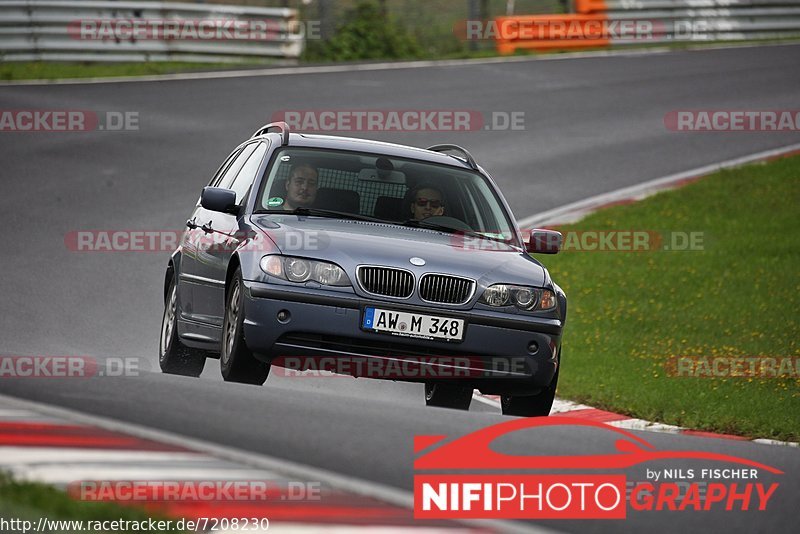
0, 473, 185, 533
0, 61, 267, 81
539, 155, 800, 441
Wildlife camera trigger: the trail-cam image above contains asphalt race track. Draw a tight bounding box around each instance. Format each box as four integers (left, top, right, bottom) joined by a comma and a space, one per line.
1, 43, 799, 532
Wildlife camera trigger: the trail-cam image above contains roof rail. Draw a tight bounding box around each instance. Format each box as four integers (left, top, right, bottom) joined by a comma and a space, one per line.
252, 121, 290, 145
426, 144, 478, 170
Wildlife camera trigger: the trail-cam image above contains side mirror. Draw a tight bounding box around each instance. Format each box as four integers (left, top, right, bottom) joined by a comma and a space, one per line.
201, 187, 238, 214
526, 229, 562, 254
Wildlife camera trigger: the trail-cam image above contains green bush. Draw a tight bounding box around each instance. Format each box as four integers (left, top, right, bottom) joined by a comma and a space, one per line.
304, 1, 424, 61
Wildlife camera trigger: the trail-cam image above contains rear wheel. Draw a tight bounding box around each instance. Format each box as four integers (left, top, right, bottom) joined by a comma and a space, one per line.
424, 383, 473, 410
159, 274, 206, 377
220, 268, 269, 385
501, 366, 559, 417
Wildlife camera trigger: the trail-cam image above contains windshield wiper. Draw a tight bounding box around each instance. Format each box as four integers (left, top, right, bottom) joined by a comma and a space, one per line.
401, 219, 513, 245
401, 218, 481, 238
255, 207, 391, 224
255, 210, 512, 244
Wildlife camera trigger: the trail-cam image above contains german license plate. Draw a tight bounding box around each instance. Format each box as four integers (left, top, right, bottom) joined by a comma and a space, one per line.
362, 307, 465, 342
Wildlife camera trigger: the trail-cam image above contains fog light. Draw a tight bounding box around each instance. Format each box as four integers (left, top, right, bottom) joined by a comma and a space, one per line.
277, 310, 291, 323
527, 341, 539, 354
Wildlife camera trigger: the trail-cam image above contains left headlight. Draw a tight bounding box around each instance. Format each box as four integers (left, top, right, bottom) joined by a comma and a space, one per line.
259, 255, 350, 287
479, 284, 557, 311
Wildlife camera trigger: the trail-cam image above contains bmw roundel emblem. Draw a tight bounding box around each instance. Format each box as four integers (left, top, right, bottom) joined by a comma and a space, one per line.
410, 257, 426, 266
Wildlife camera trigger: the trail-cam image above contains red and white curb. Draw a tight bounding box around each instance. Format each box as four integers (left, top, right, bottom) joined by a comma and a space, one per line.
0, 406, 413, 531
0, 394, 545, 534
508, 141, 800, 448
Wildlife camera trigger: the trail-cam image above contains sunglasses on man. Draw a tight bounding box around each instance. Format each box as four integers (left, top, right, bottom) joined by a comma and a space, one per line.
415, 198, 444, 209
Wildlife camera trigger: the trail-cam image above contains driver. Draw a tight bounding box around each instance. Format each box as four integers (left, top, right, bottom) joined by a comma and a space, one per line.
283, 163, 319, 210
409, 184, 445, 221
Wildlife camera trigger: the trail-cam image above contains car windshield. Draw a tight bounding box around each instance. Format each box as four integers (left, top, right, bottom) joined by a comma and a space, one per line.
254, 147, 518, 245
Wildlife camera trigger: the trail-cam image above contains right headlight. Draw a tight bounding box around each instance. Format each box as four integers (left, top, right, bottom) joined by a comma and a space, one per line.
479, 284, 556, 311
259, 255, 350, 287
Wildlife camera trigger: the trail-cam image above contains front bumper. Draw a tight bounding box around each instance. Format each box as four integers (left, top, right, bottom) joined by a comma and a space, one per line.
242, 281, 563, 394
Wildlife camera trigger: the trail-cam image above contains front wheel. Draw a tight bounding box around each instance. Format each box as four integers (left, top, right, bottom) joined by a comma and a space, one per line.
159, 274, 206, 377
501, 366, 559, 417
425, 383, 473, 410
220, 268, 269, 385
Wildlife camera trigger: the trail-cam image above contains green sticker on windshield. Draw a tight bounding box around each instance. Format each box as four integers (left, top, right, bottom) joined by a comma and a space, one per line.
267, 197, 284, 208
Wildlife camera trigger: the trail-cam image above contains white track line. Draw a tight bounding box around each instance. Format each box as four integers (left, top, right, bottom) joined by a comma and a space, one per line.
0, 409, 39, 417
471, 392, 501, 408
0, 448, 204, 464
3, 42, 798, 87
9, 466, 268, 485
517, 142, 800, 229
752, 439, 799, 448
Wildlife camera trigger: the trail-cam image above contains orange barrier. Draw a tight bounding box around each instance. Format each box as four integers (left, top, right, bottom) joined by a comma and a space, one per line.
493, 0, 800, 52
493, 14, 612, 54
574, 0, 609, 15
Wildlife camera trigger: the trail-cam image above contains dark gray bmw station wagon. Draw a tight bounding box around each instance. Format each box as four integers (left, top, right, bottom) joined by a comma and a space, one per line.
160, 122, 566, 416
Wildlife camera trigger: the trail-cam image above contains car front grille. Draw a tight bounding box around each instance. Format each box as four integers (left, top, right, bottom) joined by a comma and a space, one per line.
357, 266, 414, 299
419, 274, 475, 305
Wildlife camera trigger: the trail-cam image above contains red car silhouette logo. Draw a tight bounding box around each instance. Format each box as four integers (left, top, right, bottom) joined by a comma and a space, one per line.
414, 416, 782, 473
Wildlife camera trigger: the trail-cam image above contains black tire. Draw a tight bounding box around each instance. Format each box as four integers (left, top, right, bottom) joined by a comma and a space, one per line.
220, 268, 269, 385
501, 366, 559, 417
424, 383, 473, 410
159, 274, 206, 377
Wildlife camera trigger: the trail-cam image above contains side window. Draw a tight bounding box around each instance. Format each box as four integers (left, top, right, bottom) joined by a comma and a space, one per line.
230, 143, 268, 205
208, 147, 243, 187
216, 143, 258, 190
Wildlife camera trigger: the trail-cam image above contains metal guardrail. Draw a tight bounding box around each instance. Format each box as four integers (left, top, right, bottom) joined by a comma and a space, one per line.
495, 0, 800, 52
575, 0, 800, 43
0, 0, 304, 63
